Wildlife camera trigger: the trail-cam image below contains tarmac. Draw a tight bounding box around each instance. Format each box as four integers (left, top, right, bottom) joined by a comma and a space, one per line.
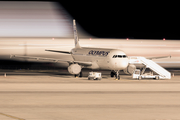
0, 70, 180, 120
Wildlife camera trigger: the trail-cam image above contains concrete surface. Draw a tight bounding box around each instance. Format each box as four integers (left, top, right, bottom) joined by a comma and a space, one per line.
0, 72, 180, 120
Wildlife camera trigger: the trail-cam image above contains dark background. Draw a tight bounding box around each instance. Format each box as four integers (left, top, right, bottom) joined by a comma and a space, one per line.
59, 1, 180, 39
0, 1, 179, 70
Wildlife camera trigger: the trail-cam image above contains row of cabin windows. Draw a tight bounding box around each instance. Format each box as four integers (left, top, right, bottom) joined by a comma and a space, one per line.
112, 55, 127, 58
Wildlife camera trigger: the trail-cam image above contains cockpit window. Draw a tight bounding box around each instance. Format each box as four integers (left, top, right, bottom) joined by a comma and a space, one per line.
123, 55, 127, 58
113, 55, 127, 58
113, 55, 117, 58
118, 55, 122, 58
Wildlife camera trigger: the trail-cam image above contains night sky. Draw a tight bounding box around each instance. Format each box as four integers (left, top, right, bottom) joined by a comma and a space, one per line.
59, 1, 180, 39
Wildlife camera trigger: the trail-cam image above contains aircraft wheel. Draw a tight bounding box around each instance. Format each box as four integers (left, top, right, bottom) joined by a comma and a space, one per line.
110, 71, 115, 77
79, 72, 82, 77
74, 74, 78, 78
118, 75, 120, 80
138, 76, 142, 80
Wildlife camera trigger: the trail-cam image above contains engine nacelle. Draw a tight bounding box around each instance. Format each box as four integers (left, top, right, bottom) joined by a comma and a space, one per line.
123, 64, 136, 74
68, 64, 81, 75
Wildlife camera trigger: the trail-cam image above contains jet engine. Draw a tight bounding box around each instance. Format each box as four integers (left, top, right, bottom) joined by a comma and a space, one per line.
123, 64, 136, 74
68, 64, 81, 75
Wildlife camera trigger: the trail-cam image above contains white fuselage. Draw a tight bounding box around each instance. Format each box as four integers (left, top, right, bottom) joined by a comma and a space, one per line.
71, 47, 129, 70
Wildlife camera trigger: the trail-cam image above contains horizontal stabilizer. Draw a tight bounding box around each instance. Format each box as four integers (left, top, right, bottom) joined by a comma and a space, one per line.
45, 49, 71, 54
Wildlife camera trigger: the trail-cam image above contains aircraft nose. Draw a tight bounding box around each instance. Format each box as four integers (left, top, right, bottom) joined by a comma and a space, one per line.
113, 58, 128, 70
112, 59, 128, 70
119, 59, 129, 69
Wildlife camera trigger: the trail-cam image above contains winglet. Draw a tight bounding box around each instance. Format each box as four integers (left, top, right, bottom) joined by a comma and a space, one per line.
73, 19, 81, 48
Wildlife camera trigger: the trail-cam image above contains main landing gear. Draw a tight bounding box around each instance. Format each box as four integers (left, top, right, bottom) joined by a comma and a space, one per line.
111, 70, 120, 80
74, 72, 82, 78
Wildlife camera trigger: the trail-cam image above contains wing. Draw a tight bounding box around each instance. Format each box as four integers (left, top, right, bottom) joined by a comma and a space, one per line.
146, 55, 171, 60
10, 55, 92, 66
45, 49, 71, 54
73, 61, 92, 66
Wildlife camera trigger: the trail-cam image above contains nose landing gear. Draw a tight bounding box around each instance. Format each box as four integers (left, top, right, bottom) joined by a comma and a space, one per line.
115, 71, 120, 80
111, 70, 120, 80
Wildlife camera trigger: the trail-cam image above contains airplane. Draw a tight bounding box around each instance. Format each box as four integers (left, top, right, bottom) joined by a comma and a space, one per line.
11, 20, 137, 80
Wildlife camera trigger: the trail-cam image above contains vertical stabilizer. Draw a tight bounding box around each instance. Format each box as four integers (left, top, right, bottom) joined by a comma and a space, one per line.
73, 19, 81, 48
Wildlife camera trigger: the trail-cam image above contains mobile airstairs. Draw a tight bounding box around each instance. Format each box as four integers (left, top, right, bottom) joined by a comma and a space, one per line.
129, 57, 171, 79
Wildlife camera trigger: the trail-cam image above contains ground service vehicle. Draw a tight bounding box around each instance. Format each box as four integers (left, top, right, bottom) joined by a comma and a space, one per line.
88, 72, 102, 80
133, 69, 160, 80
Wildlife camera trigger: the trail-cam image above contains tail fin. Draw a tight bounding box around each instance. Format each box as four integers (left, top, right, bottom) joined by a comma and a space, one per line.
73, 19, 81, 48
